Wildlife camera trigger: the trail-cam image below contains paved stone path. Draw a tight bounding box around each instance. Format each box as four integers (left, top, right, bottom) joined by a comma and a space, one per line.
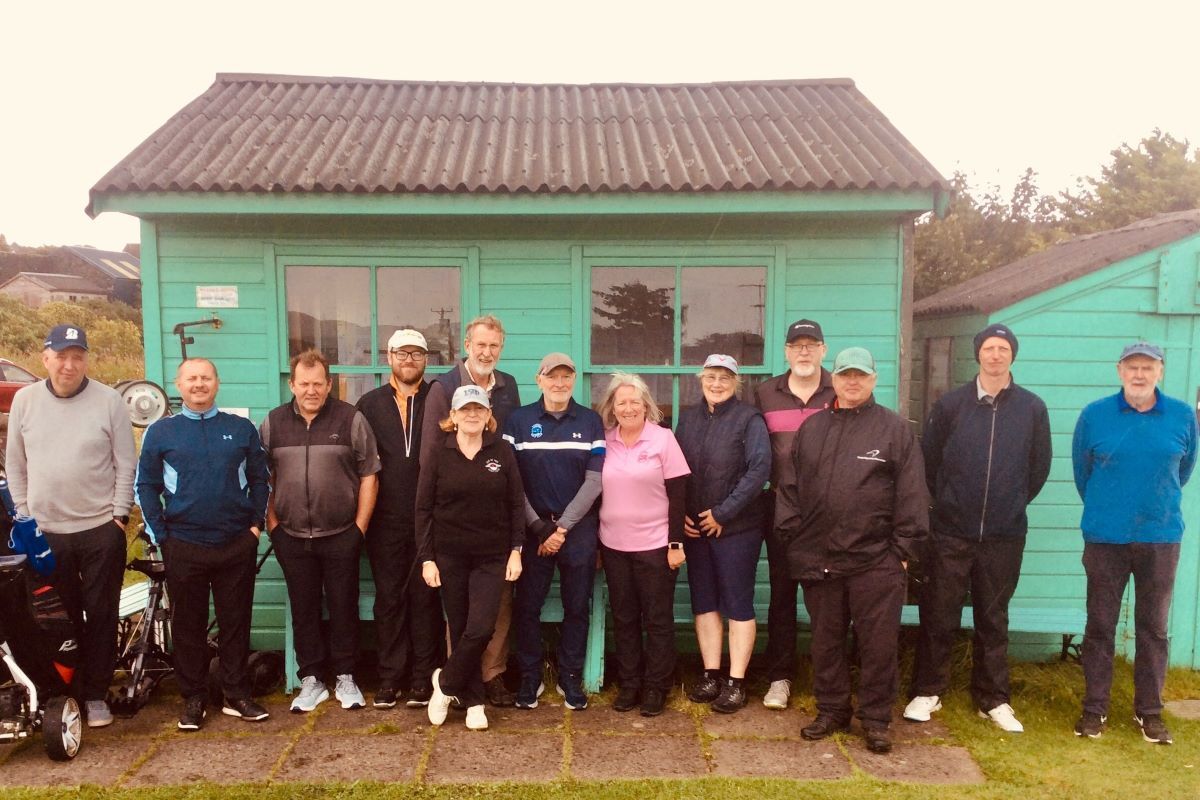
0, 690, 984, 787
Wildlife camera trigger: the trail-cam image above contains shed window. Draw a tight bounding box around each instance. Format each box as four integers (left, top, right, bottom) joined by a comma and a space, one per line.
285, 264, 461, 403
924, 336, 954, 408
588, 265, 767, 426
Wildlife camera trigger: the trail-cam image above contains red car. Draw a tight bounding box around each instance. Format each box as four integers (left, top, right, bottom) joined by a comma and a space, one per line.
1, 358, 39, 414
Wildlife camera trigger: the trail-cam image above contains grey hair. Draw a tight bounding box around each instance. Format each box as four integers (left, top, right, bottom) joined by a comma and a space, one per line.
595, 371, 663, 428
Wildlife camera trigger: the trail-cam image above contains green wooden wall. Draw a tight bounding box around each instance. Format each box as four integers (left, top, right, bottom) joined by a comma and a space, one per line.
139, 213, 914, 653
914, 234, 1200, 667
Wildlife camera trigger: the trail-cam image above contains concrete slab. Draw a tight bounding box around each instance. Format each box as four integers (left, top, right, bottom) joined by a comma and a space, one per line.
487, 703, 566, 732
710, 738, 851, 779
703, 703, 807, 739
571, 731, 707, 780
124, 734, 289, 786
308, 703, 379, 732
0, 736, 153, 787
845, 740, 985, 784
274, 732, 423, 783
1165, 699, 1200, 721
98, 700, 180, 738
571, 705, 695, 736
197, 699, 311, 736
425, 728, 562, 783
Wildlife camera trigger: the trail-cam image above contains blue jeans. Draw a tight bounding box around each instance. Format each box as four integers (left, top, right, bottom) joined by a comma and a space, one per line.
513, 517, 598, 680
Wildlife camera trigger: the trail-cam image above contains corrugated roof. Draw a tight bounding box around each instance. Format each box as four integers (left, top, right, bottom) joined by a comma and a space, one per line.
62, 246, 141, 280
0, 272, 107, 294
88, 74, 947, 211
914, 210, 1200, 317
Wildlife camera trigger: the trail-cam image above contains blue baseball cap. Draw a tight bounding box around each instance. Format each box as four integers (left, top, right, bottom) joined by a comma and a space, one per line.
44, 324, 88, 352
1119, 341, 1164, 362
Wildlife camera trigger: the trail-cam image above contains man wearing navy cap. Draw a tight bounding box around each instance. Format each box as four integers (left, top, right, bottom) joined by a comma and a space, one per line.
906, 324, 1052, 733
1071, 342, 1197, 744
4, 324, 136, 728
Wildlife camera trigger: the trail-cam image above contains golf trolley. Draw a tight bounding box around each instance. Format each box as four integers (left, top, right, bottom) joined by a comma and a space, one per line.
109, 528, 172, 717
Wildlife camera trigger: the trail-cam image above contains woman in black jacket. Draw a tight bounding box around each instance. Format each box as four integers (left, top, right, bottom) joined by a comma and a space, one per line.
416, 384, 524, 731
674, 355, 771, 714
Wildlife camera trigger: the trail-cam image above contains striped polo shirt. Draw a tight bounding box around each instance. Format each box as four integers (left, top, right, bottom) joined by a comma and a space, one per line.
753, 369, 836, 489
502, 398, 605, 518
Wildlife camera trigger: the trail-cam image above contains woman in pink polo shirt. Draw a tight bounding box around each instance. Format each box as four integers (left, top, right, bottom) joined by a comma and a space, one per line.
596, 372, 690, 717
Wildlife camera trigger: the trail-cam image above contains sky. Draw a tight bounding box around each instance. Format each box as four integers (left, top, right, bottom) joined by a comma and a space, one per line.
2, 0, 1198, 251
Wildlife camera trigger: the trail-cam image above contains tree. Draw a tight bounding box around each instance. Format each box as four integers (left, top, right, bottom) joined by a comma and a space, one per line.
591, 280, 674, 364
1057, 130, 1200, 234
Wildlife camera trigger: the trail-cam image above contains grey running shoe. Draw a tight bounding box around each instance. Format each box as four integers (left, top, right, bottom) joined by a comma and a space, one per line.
85, 699, 113, 728
290, 676, 330, 713
762, 679, 791, 710
335, 674, 365, 710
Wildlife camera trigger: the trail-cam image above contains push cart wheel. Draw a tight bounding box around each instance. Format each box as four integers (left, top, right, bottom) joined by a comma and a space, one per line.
43, 695, 83, 761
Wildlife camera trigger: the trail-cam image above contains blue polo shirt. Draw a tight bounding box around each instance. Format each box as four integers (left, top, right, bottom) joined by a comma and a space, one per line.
502, 398, 605, 519
1072, 388, 1198, 544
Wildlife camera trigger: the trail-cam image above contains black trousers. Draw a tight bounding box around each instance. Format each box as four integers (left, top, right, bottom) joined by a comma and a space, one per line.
802, 556, 906, 727
44, 522, 126, 702
912, 532, 1025, 711
163, 532, 257, 701
1081, 541, 1180, 717
601, 544, 678, 691
272, 527, 362, 680
437, 551, 506, 707
364, 519, 444, 689
760, 502, 800, 682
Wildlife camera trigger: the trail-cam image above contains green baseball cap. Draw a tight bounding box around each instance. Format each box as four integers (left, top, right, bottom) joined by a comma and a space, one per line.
831, 347, 876, 375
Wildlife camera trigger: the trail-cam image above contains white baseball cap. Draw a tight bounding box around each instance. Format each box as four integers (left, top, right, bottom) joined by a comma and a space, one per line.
387, 329, 428, 351
451, 384, 491, 410
702, 354, 739, 374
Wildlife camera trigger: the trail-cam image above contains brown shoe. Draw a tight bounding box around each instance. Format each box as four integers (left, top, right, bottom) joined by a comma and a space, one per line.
864, 725, 892, 754
484, 676, 515, 707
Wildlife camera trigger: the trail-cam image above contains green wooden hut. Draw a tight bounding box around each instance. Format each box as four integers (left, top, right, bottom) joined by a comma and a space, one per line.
89, 74, 949, 684
912, 210, 1200, 668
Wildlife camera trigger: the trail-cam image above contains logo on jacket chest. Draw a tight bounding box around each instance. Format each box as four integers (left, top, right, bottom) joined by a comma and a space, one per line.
530, 424, 543, 439
856, 449, 886, 463
485, 458, 502, 473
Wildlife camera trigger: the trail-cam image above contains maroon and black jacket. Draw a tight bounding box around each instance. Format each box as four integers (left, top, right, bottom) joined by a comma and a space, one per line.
753, 369, 836, 490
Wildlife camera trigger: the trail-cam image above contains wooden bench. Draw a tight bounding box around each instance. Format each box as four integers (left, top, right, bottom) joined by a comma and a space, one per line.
283, 560, 609, 693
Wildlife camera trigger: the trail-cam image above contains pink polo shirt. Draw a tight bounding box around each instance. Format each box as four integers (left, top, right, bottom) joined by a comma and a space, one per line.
599, 422, 691, 552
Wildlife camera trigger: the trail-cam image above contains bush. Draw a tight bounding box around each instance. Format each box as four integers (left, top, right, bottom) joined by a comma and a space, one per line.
1, 297, 144, 384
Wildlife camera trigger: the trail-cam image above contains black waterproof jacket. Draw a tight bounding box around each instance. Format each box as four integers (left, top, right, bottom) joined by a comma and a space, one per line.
356, 379, 431, 530
776, 397, 929, 582
922, 379, 1052, 541
674, 396, 771, 537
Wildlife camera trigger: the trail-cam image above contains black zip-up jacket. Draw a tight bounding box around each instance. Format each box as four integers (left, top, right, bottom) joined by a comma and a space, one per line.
673, 396, 771, 537
776, 397, 929, 582
356, 379, 430, 530
922, 379, 1052, 541
260, 398, 380, 539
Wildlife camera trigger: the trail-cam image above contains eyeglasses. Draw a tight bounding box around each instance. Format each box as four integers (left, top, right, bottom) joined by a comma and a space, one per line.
786, 342, 823, 353
389, 350, 427, 362
700, 374, 735, 385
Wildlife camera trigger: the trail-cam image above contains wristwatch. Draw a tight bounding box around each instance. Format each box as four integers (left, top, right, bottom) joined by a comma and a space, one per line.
668, 542, 684, 550
512, 545, 524, 554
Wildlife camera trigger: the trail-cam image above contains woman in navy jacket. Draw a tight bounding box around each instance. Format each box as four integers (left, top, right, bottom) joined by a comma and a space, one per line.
674, 354, 771, 714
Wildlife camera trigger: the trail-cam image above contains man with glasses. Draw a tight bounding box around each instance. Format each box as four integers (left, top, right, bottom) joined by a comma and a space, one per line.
356, 329, 443, 708
753, 319, 835, 710
422, 314, 522, 706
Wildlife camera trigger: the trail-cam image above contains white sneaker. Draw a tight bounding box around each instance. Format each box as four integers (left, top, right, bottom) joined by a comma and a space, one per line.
85, 699, 114, 728
979, 702, 1024, 733
335, 674, 365, 710
427, 668, 456, 726
903, 695, 942, 722
465, 704, 489, 730
290, 676, 330, 713
762, 679, 791, 710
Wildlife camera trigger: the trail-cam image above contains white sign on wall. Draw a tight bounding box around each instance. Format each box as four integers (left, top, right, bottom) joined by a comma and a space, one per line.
196, 285, 239, 308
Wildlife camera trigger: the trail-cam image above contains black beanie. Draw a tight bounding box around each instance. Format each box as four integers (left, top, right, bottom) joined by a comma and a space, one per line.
973, 324, 1019, 362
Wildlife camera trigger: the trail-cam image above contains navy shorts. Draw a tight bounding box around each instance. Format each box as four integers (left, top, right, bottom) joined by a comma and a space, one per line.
683, 530, 762, 621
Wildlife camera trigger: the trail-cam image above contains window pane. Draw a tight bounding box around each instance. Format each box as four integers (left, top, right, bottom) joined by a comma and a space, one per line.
286, 267, 371, 365
589, 372, 676, 429
678, 372, 767, 421
680, 267, 766, 366
591, 267, 675, 365
377, 268, 460, 367
331, 373, 376, 406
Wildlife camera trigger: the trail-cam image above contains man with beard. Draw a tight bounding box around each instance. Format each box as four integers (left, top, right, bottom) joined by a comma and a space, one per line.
356, 329, 443, 708
753, 319, 835, 710
422, 314, 522, 706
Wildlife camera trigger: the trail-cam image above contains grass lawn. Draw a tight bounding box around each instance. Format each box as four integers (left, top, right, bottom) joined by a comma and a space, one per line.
4, 656, 1198, 800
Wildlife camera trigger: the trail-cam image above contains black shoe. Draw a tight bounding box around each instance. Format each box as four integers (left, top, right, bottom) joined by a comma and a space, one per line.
801, 713, 850, 741
710, 680, 747, 714
484, 676, 515, 707
557, 675, 588, 710
1135, 713, 1173, 744
640, 688, 666, 717
864, 725, 892, 754
687, 672, 721, 703
406, 683, 432, 708
222, 697, 269, 722
178, 695, 206, 731
613, 685, 640, 713
373, 687, 399, 709
1074, 711, 1106, 739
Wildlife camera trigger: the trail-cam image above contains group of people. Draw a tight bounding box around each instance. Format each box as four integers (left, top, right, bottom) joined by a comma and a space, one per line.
2, 312, 1194, 752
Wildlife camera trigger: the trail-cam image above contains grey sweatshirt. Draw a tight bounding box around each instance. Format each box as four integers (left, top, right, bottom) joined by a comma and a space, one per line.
4, 379, 136, 533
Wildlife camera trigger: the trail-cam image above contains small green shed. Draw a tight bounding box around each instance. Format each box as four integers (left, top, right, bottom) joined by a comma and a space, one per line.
913, 210, 1200, 668
88, 73, 949, 666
